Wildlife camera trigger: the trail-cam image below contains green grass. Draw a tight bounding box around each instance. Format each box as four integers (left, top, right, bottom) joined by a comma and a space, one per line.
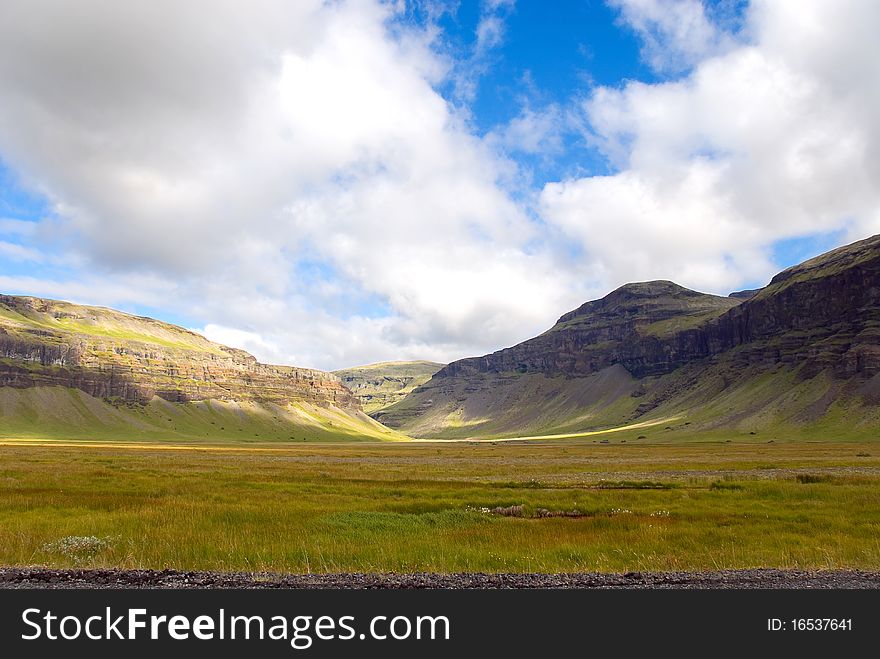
0, 387, 409, 443
640, 308, 734, 337
1, 439, 878, 573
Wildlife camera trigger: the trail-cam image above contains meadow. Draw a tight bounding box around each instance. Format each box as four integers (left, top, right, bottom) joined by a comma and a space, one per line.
1, 436, 879, 573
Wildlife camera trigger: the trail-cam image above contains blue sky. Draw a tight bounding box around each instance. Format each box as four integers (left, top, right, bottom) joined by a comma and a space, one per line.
410, 0, 661, 187
1, 0, 877, 369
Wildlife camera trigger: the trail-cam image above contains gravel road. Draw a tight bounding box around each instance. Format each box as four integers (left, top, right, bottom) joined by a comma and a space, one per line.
1, 568, 878, 589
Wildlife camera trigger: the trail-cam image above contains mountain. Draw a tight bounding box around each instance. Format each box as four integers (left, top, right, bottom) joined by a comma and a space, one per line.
333, 361, 444, 413
376, 234, 880, 439
0, 295, 408, 442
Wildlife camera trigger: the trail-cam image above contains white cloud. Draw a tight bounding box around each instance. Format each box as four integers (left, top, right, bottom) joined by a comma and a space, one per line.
487, 105, 566, 156
476, 0, 516, 55
0, 272, 180, 310
448, 0, 517, 104
542, 0, 880, 295
609, 0, 736, 73
0, 0, 577, 370
0, 218, 37, 237
0, 241, 45, 263
199, 324, 286, 363
1, 0, 879, 372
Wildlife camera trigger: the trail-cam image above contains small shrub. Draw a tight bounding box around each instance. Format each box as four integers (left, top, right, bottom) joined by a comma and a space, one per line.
710, 481, 744, 491
796, 474, 832, 484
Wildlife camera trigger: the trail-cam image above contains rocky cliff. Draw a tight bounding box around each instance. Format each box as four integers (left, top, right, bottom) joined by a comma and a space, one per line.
437, 281, 740, 379
0, 294, 356, 409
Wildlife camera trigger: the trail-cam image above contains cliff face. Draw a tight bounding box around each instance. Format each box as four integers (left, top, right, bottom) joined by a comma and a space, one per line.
438, 235, 880, 383
333, 361, 444, 414
0, 295, 357, 410
379, 234, 880, 438
437, 281, 741, 379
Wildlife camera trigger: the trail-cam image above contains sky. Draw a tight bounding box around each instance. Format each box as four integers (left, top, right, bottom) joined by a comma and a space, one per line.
1, 0, 879, 370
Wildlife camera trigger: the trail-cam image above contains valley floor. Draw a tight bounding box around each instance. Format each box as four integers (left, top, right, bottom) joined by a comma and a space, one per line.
1, 436, 879, 573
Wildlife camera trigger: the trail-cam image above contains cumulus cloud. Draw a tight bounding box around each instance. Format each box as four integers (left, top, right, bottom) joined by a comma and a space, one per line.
0, 0, 578, 369
542, 0, 880, 295
608, 0, 736, 73
1, 0, 878, 371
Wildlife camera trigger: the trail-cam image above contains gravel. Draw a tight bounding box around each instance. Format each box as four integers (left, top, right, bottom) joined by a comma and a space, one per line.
1, 568, 878, 589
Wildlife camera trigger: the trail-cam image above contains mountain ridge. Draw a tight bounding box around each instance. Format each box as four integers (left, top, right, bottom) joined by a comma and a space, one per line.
0, 294, 408, 442
4, 234, 880, 442
0, 293, 354, 408
377, 234, 880, 438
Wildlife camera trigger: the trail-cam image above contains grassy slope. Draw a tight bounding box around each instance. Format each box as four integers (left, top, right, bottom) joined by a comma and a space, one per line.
378, 365, 642, 439
2, 440, 878, 572
0, 387, 409, 443
333, 361, 443, 413
381, 357, 880, 440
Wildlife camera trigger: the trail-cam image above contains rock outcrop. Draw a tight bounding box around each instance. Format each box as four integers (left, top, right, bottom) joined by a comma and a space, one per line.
436, 281, 741, 379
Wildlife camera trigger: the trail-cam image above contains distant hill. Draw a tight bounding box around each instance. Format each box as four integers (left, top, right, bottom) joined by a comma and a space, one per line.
0, 295, 407, 442
333, 361, 444, 413
376, 234, 880, 439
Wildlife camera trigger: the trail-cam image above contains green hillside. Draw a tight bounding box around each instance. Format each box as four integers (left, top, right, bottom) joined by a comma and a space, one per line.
0, 387, 410, 443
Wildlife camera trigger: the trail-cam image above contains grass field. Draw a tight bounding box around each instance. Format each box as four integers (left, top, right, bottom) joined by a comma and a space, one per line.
0, 387, 410, 443
1, 436, 879, 573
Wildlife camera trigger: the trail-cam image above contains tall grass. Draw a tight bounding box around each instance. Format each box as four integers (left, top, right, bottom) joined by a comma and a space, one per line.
0, 440, 878, 572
